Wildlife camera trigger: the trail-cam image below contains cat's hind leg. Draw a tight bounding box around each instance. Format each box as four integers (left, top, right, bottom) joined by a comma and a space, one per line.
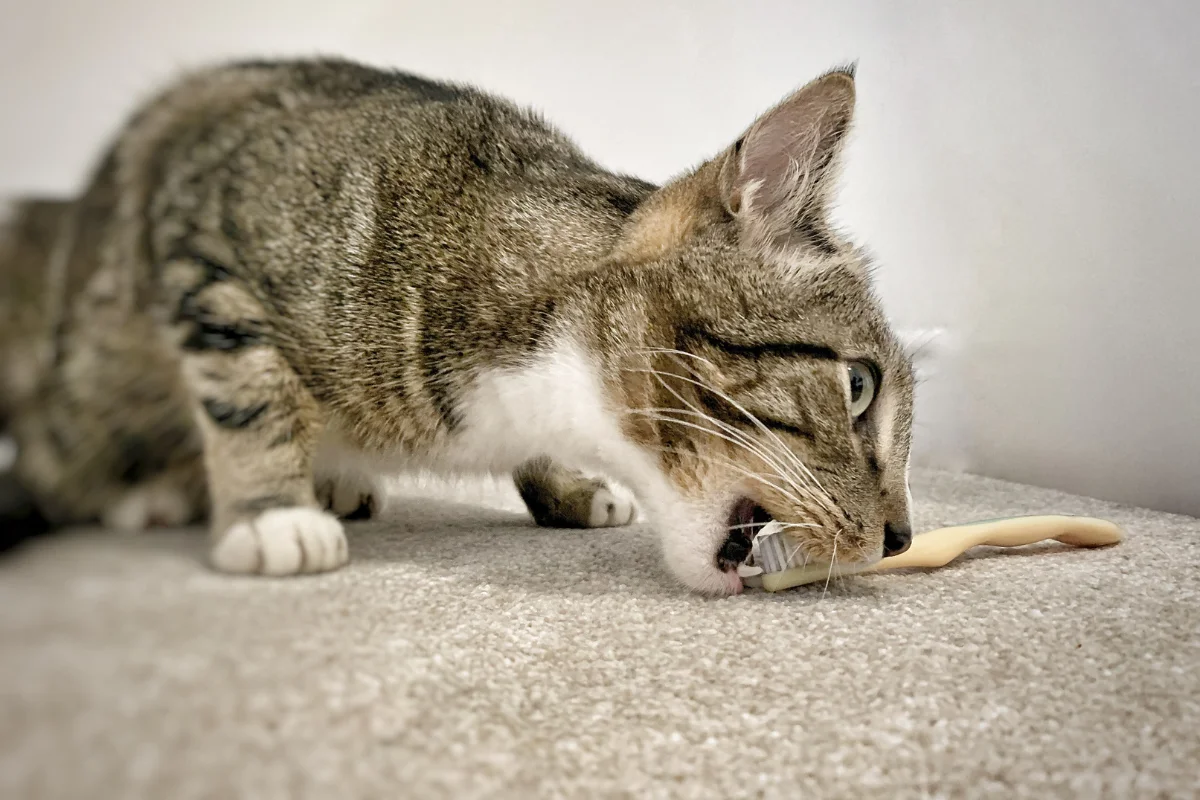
167, 256, 347, 576
513, 455, 637, 529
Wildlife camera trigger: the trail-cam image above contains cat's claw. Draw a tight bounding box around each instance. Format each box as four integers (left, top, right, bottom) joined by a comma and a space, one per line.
211, 507, 348, 576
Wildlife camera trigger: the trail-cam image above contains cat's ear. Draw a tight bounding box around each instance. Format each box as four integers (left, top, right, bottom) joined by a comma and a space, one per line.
718, 66, 856, 250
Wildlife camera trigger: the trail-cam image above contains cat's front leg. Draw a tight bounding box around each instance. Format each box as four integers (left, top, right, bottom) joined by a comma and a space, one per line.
168, 259, 348, 576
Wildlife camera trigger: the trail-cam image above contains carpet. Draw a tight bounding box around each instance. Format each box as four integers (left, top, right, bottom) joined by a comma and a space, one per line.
1, 469, 1197, 799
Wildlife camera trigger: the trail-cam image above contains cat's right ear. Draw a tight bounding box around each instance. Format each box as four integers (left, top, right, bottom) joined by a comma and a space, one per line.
718, 67, 856, 251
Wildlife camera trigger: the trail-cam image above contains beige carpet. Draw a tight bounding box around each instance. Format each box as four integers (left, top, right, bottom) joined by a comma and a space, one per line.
1, 469, 1197, 799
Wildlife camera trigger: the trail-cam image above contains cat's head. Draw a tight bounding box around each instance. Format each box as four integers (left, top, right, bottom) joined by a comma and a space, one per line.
609, 67, 915, 595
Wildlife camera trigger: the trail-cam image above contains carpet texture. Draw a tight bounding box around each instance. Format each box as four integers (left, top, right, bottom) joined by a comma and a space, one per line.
1, 469, 1197, 799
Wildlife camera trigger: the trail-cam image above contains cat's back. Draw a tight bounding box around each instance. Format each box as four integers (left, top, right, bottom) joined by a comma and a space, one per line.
101, 58, 631, 264
112, 58, 595, 192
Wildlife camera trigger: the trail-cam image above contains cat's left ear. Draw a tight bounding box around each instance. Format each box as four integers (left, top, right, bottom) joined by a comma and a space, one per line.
718, 66, 856, 250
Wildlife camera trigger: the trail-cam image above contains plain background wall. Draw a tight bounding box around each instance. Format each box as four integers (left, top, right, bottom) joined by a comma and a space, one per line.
2, 0, 1197, 515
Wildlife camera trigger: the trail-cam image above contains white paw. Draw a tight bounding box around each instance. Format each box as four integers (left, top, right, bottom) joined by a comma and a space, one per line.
211, 507, 348, 576
316, 474, 382, 519
102, 484, 193, 532
587, 485, 638, 528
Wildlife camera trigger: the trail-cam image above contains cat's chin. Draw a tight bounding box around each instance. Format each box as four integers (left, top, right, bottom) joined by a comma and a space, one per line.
682, 563, 746, 597
653, 495, 779, 595
654, 509, 748, 596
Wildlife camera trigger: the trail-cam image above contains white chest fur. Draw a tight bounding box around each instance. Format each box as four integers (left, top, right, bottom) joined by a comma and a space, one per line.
318, 337, 656, 485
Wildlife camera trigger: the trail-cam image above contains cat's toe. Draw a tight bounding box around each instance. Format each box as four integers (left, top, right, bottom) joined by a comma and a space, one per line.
211, 507, 348, 576
588, 486, 637, 528
318, 476, 381, 520
101, 484, 194, 532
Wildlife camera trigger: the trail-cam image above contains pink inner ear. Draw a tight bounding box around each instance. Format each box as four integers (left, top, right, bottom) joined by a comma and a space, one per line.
734, 74, 855, 215
741, 109, 814, 205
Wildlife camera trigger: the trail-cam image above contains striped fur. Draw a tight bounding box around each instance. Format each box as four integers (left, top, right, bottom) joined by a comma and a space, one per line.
0, 59, 914, 594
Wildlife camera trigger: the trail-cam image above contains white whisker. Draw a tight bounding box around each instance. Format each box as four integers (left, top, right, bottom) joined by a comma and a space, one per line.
822, 535, 839, 600
632, 350, 830, 495
632, 404, 826, 505
633, 412, 823, 512
725, 521, 819, 531
629, 365, 829, 504
628, 360, 829, 497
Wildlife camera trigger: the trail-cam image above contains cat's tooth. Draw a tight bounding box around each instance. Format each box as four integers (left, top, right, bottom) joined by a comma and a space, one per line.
736, 562, 764, 578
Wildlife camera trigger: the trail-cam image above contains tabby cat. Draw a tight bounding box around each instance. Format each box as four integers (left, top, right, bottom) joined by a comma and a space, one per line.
0, 59, 914, 594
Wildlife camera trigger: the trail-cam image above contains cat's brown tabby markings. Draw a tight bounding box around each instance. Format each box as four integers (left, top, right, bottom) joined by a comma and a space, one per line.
0, 59, 914, 594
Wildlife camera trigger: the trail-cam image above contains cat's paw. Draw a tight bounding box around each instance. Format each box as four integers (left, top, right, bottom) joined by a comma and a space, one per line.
101, 483, 194, 532
210, 507, 348, 576
587, 485, 638, 528
521, 475, 638, 529
315, 474, 381, 520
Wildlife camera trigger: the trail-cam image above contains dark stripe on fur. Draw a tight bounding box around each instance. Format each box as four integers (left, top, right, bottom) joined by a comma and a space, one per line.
864, 450, 881, 478
696, 390, 815, 442
420, 355, 461, 431
168, 245, 264, 351
173, 246, 233, 285
522, 296, 557, 355
202, 399, 268, 429
795, 216, 839, 256
181, 318, 263, 351
116, 433, 156, 484
684, 327, 839, 362
416, 288, 462, 430
268, 427, 295, 448
606, 191, 643, 216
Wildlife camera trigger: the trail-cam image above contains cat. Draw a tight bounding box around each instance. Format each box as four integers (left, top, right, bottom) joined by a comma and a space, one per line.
0, 58, 915, 595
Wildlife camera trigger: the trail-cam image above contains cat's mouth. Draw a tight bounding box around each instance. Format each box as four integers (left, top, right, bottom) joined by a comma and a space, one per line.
717, 496, 772, 570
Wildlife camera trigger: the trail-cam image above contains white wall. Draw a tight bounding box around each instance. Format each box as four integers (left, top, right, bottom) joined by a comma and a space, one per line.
2, 0, 1197, 514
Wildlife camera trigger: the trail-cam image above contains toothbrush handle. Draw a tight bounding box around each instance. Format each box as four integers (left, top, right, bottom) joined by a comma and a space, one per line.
867, 515, 1124, 573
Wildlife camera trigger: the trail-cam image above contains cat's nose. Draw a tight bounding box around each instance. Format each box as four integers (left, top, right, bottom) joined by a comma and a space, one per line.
883, 522, 912, 557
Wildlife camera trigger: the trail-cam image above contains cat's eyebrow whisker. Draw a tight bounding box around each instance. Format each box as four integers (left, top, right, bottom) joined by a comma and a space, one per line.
629, 366, 827, 503
639, 420, 836, 524
631, 404, 827, 505
633, 412, 824, 511
637, 440, 831, 524
637, 347, 717, 369
630, 366, 804, 479
630, 352, 827, 493
652, 357, 830, 497
726, 521, 819, 531
630, 409, 779, 473
628, 363, 829, 498
630, 376, 819, 501
628, 364, 788, 466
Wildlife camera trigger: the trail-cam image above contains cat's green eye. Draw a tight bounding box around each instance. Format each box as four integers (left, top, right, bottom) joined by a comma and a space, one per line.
846, 361, 876, 418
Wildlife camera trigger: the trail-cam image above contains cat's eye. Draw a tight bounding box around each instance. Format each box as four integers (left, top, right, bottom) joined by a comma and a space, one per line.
846, 361, 876, 418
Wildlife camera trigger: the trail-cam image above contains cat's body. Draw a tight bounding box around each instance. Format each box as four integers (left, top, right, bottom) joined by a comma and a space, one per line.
0, 59, 915, 594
